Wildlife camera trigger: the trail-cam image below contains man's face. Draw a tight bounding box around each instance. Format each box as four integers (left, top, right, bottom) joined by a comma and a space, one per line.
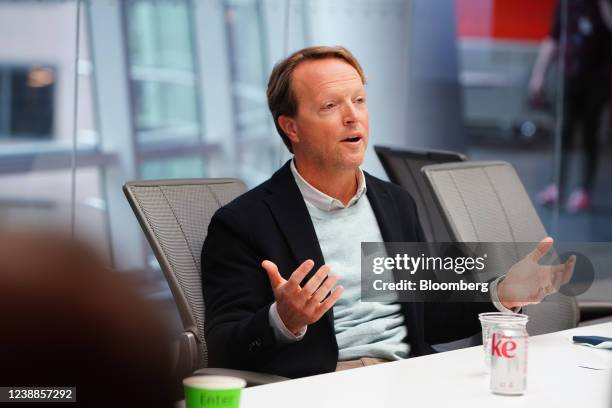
283, 58, 369, 172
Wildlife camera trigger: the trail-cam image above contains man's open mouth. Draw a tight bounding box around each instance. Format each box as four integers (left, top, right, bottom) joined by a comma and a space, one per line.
342, 136, 362, 143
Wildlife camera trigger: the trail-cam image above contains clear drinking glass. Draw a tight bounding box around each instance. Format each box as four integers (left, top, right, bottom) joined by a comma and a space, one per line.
478, 312, 528, 371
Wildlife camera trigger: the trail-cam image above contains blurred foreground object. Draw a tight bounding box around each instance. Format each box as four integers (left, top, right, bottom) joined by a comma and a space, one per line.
0, 230, 175, 407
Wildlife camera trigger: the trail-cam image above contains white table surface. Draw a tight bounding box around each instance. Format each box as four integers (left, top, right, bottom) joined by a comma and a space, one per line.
239, 323, 612, 408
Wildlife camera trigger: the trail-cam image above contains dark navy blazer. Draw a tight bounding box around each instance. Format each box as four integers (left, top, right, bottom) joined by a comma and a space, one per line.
202, 160, 494, 378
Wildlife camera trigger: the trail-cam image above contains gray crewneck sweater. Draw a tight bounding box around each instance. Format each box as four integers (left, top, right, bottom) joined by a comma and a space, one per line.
304, 198, 410, 361
290, 160, 409, 361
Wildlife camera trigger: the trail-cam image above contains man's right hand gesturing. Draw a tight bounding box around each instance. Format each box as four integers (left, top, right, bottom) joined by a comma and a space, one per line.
261, 259, 344, 335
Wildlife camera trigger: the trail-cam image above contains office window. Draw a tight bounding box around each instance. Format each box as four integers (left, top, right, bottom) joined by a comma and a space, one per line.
124, 0, 202, 145
0, 65, 55, 140
0, 1, 111, 260
224, 0, 269, 135
224, 0, 287, 185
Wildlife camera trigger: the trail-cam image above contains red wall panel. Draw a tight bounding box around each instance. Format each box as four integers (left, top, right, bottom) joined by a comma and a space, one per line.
456, 0, 556, 41
491, 0, 556, 40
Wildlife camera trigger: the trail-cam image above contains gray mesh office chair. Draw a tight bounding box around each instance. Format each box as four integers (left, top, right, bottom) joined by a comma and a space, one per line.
374, 145, 467, 242
421, 161, 579, 335
123, 179, 287, 386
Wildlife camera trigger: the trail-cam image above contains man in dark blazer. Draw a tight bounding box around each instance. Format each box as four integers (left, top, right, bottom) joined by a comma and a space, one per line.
202, 46, 575, 379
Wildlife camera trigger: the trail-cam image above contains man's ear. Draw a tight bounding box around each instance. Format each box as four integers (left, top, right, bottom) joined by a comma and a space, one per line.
278, 115, 299, 144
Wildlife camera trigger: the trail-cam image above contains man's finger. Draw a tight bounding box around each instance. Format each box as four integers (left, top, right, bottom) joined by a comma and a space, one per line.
311, 274, 338, 303
261, 260, 285, 289
550, 265, 564, 290
315, 286, 344, 318
302, 265, 331, 296
544, 284, 556, 296
549, 255, 576, 288
549, 263, 566, 277
288, 259, 316, 287
534, 287, 546, 303
560, 255, 576, 285
530, 237, 554, 262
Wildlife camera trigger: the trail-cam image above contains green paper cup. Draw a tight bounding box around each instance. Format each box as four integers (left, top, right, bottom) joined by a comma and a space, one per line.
183, 376, 246, 408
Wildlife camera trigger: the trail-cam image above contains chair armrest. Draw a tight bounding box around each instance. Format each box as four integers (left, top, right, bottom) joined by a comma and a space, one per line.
171, 331, 200, 381
174, 330, 289, 386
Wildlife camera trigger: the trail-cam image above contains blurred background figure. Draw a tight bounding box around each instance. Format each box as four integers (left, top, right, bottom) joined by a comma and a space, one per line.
0, 229, 176, 407
530, 0, 612, 213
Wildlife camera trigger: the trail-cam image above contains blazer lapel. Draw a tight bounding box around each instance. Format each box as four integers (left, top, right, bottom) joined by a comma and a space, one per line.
263, 165, 409, 331
263, 162, 334, 327
366, 173, 426, 349
263, 161, 326, 278
364, 173, 403, 242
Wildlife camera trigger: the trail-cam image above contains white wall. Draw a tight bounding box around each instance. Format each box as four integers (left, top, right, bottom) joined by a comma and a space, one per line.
271, 0, 467, 177
266, 0, 413, 179
407, 0, 466, 153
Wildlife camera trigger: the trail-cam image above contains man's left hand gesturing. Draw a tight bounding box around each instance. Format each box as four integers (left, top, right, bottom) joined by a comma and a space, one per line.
497, 237, 576, 310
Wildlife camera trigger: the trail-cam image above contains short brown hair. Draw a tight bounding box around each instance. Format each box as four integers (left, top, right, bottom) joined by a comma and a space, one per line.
266, 46, 366, 153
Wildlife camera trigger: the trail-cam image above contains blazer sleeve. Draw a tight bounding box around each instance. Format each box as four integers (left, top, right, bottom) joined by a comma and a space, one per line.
201, 206, 279, 370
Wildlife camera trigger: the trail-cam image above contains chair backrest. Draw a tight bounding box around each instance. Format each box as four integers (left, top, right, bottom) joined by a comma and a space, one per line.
374, 145, 467, 242
421, 161, 579, 335
123, 179, 247, 371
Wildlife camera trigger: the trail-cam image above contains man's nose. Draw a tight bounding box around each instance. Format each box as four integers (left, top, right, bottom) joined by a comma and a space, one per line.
342, 104, 358, 126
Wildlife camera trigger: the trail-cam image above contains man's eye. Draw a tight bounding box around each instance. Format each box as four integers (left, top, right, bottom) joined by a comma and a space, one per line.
323, 103, 335, 110
355, 97, 365, 104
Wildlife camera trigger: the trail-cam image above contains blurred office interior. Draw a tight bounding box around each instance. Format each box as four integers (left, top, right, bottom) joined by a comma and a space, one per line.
0, 0, 610, 333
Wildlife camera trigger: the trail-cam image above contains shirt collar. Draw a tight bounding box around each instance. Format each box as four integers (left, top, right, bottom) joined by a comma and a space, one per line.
290, 158, 367, 212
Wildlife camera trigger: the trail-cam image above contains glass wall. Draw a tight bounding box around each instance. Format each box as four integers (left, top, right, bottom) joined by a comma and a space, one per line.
451, 0, 611, 320
125, 0, 202, 147
0, 0, 110, 259
224, 0, 278, 183
1, 0, 609, 324
454, 0, 612, 241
